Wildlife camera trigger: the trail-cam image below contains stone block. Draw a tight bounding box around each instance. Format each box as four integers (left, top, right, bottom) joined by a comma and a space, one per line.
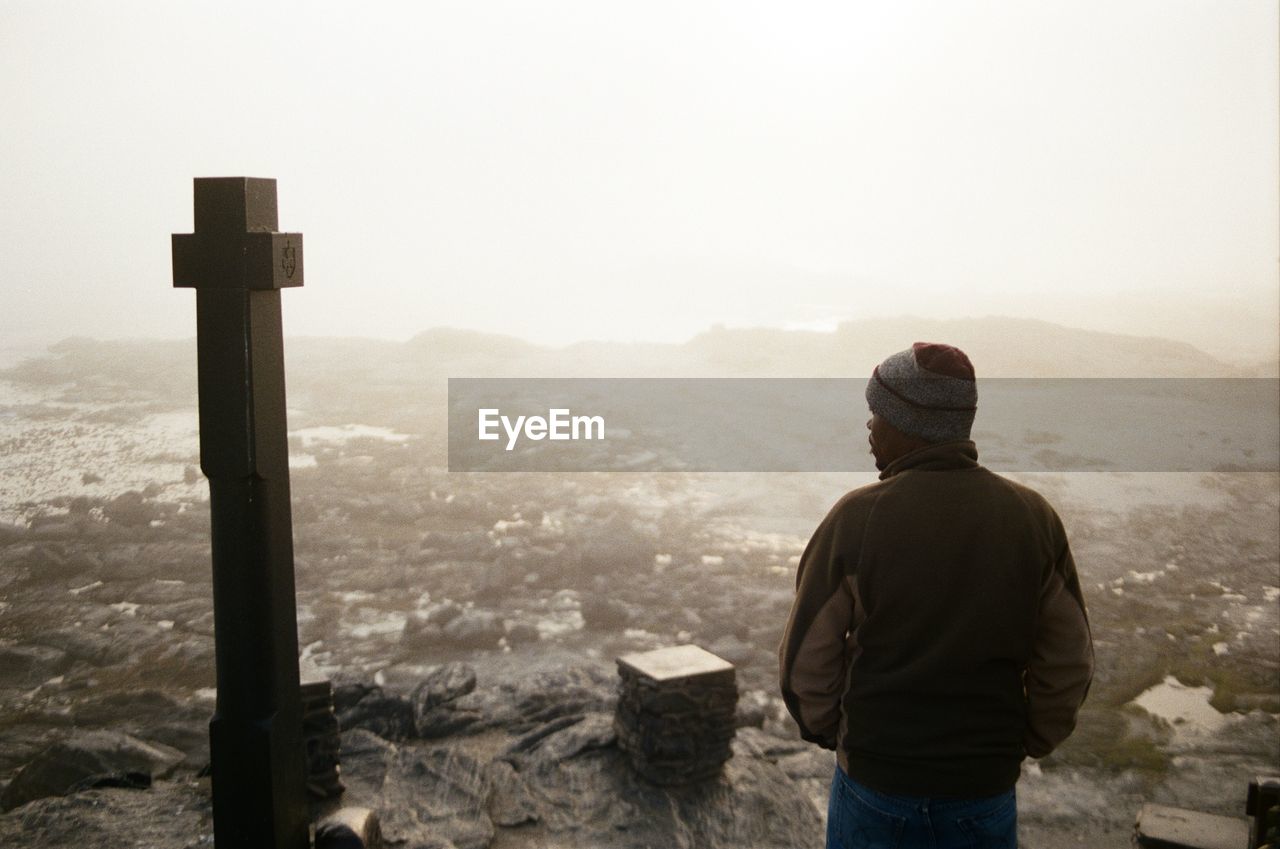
614, 644, 738, 786
1133, 803, 1250, 849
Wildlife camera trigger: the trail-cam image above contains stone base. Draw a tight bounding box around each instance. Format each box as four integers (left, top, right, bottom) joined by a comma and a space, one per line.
614, 645, 738, 787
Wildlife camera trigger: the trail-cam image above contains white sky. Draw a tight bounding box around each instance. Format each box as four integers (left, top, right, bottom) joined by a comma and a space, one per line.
1, 1, 1277, 362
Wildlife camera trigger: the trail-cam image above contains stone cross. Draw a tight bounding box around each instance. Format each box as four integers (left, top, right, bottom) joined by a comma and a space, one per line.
172, 177, 308, 848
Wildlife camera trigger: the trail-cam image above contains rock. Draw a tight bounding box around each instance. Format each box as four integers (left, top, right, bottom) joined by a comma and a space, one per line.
498, 715, 580, 763
497, 730, 823, 846
336, 729, 398, 796
337, 730, 493, 849
141, 722, 208, 771
402, 600, 499, 650
441, 609, 503, 649
502, 621, 540, 647
65, 771, 151, 793
0, 643, 70, 688
335, 689, 415, 742
411, 663, 477, 738
776, 749, 836, 782
735, 689, 773, 729
515, 713, 616, 766
7, 544, 90, 581
580, 597, 633, 631
0, 521, 26, 544
483, 761, 540, 827
0, 724, 70, 777
498, 667, 615, 732
408, 664, 616, 740
734, 727, 808, 760
420, 599, 465, 628
333, 682, 378, 714
413, 701, 486, 740
381, 747, 494, 849
36, 629, 127, 667
72, 689, 182, 727
126, 579, 203, 605
0, 778, 211, 847
412, 663, 477, 713
316, 807, 382, 849
102, 491, 154, 527
0, 730, 185, 812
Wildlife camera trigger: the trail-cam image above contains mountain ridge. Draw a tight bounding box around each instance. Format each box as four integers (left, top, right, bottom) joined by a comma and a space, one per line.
3, 317, 1274, 389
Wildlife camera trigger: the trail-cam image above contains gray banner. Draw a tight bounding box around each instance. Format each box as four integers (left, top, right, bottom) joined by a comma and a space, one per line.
447, 378, 1279, 473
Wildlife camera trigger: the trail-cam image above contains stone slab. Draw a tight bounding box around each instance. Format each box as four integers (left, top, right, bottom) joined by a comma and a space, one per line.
1133, 803, 1250, 849
617, 645, 734, 683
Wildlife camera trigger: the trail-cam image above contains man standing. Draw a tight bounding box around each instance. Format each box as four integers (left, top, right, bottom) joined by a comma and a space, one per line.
779, 342, 1094, 849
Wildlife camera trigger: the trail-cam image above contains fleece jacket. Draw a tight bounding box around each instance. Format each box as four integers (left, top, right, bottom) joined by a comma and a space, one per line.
778, 439, 1094, 797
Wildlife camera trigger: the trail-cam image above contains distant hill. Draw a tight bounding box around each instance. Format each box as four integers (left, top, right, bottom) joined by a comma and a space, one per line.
402, 315, 1249, 378
0, 317, 1259, 413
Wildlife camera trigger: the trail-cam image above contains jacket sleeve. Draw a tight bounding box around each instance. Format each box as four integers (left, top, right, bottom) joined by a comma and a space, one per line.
1023, 532, 1095, 759
778, 499, 857, 750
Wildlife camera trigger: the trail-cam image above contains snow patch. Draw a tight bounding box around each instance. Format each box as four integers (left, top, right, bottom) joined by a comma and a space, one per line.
1132, 676, 1226, 738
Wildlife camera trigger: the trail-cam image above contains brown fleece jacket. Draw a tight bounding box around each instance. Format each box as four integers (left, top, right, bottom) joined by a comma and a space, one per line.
778, 439, 1094, 797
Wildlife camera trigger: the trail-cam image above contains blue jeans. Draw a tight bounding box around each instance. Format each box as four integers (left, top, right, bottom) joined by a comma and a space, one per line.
827, 764, 1018, 849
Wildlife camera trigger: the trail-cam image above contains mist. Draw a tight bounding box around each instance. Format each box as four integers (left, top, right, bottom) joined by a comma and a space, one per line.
1, 1, 1276, 365
1, 4, 1278, 846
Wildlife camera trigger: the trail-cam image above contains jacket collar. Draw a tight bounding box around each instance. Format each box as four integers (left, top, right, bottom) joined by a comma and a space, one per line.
879, 439, 980, 480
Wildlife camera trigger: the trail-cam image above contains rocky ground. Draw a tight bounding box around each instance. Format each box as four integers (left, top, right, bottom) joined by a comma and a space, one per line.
0, 340, 1277, 847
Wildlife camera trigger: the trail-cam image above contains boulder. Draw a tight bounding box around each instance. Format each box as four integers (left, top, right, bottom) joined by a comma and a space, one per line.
402, 599, 502, 650
484, 760, 539, 827
0, 521, 26, 544
72, 689, 182, 728
441, 609, 503, 649
443, 665, 616, 736
502, 621, 541, 647
496, 724, 822, 846
411, 663, 477, 739
510, 712, 616, 766
338, 730, 494, 849
102, 491, 154, 528
0, 730, 184, 812
411, 663, 477, 713
0, 643, 70, 688
0, 777, 211, 847
335, 688, 415, 741
37, 629, 127, 667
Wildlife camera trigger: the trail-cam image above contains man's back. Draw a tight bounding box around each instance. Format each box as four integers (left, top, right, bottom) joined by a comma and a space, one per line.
779, 439, 1094, 798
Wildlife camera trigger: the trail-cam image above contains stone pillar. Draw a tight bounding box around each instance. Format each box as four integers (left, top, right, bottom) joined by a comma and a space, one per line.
614, 644, 738, 785
301, 678, 344, 800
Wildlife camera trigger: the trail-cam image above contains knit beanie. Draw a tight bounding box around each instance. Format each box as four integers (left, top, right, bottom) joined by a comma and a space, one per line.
865, 342, 978, 443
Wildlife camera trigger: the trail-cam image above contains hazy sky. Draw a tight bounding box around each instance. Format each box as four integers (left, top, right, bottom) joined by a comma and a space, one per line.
2, 1, 1277, 362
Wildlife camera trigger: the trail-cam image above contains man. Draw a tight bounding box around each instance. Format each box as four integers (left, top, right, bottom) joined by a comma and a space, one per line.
778, 342, 1094, 849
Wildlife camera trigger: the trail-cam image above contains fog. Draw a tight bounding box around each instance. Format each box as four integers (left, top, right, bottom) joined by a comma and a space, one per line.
1, 7, 1278, 843
1, 1, 1277, 364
